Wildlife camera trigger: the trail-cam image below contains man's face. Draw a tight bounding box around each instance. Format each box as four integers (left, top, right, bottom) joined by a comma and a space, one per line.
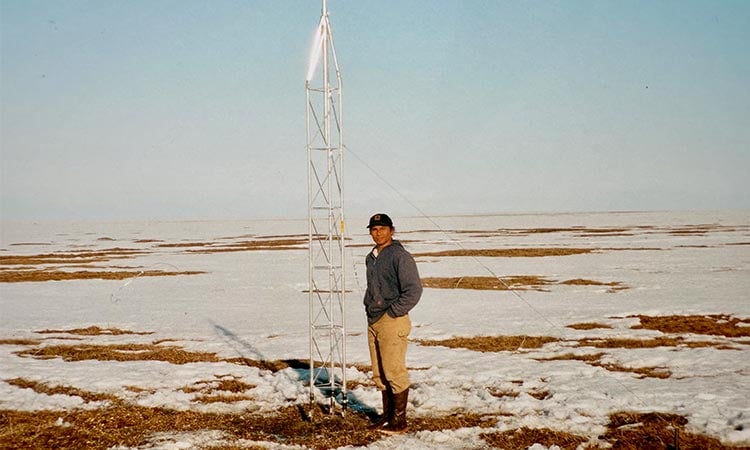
369, 225, 394, 248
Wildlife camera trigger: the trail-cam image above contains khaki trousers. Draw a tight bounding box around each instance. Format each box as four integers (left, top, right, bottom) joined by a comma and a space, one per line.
368, 313, 411, 394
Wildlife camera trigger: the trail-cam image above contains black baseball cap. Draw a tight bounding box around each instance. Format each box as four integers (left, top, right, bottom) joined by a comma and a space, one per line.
367, 213, 393, 228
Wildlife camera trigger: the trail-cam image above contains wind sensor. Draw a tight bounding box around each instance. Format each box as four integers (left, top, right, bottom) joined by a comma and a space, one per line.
306, 0, 347, 416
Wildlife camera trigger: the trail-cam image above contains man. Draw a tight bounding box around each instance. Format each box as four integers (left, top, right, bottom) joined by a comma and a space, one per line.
363, 213, 423, 433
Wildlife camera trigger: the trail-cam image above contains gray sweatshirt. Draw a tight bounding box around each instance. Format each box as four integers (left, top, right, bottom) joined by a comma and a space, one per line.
363, 240, 423, 325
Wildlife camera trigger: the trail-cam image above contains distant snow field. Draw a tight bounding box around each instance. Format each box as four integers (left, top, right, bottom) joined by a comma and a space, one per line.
1, 210, 749, 449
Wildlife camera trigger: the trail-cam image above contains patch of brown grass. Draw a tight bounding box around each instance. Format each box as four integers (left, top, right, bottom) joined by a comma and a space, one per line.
15, 343, 222, 365
0, 248, 148, 266
225, 357, 304, 372
576, 336, 719, 349
421, 276, 627, 292
536, 353, 672, 379
213, 378, 256, 393
0, 269, 205, 283
124, 386, 154, 394
410, 412, 498, 432
181, 377, 257, 399
613, 365, 672, 379
421, 275, 553, 291
561, 278, 629, 292
481, 410, 747, 449
528, 389, 551, 400
4, 378, 118, 403
630, 314, 750, 337
417, 335, 560, 352
0, 338, 42, 346
481, 426, 588, 450
668, 225, 714, 236
36, 326, 153, 336
0, 402, 380, 450
1, 401, 496, 450
0, 394, 744, 450
254, 233, 309, 240
186, 238, 308, 254
156, 241, 215, 248
193, 393, 255, 404
488, 388, 520, 399
413, 247, 596, 258
567, 322, 613, 330
205, 446, 267, 450
456, 226, 635, 237
602, 411, 739, 450
542, 352, 606, 363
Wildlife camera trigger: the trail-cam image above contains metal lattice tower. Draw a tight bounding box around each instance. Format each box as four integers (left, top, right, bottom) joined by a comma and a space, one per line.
306, 0, 347, 415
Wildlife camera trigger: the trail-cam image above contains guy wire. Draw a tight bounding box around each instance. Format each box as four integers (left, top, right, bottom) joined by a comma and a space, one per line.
347, 146, 561, 333
345, 145, 663, 413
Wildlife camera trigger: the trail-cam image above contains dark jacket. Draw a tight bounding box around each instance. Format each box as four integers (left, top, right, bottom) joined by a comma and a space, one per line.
363, 240, 423, 325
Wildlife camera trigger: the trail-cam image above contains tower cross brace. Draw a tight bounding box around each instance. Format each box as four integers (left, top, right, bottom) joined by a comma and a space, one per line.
306, 0, 347, 415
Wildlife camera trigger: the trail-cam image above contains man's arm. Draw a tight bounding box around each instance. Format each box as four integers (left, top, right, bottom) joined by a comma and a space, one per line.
388, 252, 423, 317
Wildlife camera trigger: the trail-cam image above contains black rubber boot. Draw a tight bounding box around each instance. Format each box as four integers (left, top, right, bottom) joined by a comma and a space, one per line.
368, 389, 393, 429
381, 388, 408, 434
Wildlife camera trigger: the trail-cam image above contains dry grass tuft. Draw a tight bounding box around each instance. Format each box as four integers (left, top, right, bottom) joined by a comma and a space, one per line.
0, 269, 205, 283
4, 378, 119, 403
481, 410, 744, 449
536, 353, 672, 379
203, 446, 268, 450
0, 338, 42, 346
10, 348, 341, 376
0, 248, 147, 266
540, 352, 605, 363
481, 426, 588, 450
454, 226, 636, 238
0, 403, 381, 450
528, 389, 551, 400
182, 377, 256, 395
488, 388, 520, 399
611, 365, 672, 379
561, 278, 629, 292
668, 225, 714, 236
417, 335, 560, 352
15, 343, 221, 365
413, 247, 596, 258
567, 322, 613, 330
35, 326, 153, 336
182, 377, 257, 403
630, 314, 750, 337
421, 275, 553, 291
213, 378, 256, 393
156, 241, 215, 248
185, 237, 308, 254
0, 392, 743, 450
421, 276, 627, 292
225, 357, 308, 372
124, 386, 154, 394
602, 411, 738, 450
409, 412, 497, 432
576, 336, 720, 350
192, 393, 255, 404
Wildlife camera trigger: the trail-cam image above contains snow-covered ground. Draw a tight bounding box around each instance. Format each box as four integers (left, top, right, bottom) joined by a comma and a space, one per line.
1, 210, 749, 449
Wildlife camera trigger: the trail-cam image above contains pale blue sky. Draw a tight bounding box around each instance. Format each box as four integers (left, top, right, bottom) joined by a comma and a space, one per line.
1, 0, 748, 221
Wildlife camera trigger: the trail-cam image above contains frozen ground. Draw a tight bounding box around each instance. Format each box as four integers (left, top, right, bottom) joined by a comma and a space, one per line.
1, 210, 749, 449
